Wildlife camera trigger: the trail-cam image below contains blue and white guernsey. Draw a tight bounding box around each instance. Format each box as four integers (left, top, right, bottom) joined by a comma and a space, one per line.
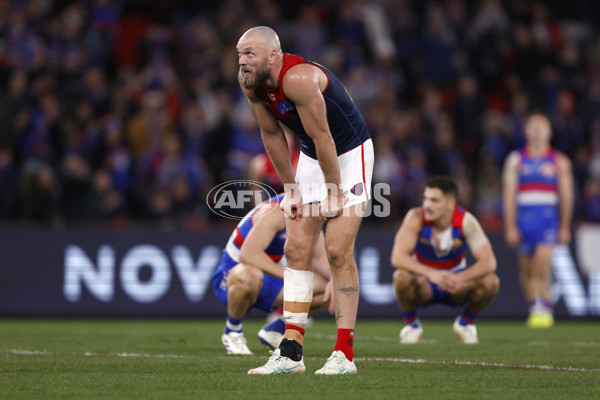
414, 206, 468, 272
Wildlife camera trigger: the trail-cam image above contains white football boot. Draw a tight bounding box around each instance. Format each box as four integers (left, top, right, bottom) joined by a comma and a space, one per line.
221, 332, 253, 355
452, 317, 479, 344
314, 351, 357, 375
258, 327, 283, 350
399, 324, 424, 344
248, 348, 306, 375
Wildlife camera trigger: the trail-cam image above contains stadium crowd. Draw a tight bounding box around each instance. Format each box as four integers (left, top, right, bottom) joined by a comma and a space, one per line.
0, 0, 599, 229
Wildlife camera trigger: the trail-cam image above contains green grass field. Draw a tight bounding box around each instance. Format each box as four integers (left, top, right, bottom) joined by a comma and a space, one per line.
0, 318, 598, 399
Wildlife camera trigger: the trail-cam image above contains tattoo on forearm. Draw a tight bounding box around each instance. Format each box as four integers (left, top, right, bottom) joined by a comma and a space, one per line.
338, 286, 359, 295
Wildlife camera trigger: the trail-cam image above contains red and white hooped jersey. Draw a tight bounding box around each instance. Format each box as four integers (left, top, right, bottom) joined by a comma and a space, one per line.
516, 147, 559, 207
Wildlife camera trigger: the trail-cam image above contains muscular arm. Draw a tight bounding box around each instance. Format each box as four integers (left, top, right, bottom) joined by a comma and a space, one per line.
556, 152, 574, 243
456, 212, 497, 282
502, 151, 521, 247
238, 204, 287, 280
238, 72, 296, 187
282, 65, 342, 204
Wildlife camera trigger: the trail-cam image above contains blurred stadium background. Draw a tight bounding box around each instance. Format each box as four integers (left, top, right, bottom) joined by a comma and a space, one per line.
0, 0, 599, 320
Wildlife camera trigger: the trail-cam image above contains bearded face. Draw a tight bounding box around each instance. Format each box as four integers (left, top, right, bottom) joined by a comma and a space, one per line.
240, 57, 270, 90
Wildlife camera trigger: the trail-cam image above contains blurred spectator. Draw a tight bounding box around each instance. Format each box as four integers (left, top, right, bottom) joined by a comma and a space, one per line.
551, 89, 585, 158
583, 178, 600, 222
507, 90, 529, 149
475, 150, 503, 230
88, 168, 127, 220
16, 163, 60, 223
480, 110, 511, 166
227, 100, 264, 179
142, 133, 204, 221
431, 113, 465, 176
0, 148, 17, 218
421, 7, 459, 88
452, 74, 486, 162
0, 0, 598, 230
248, 128, 299, 194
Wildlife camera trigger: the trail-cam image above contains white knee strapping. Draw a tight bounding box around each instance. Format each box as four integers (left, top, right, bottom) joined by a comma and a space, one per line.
283, 268, 313, 325
283, 268, 314, 302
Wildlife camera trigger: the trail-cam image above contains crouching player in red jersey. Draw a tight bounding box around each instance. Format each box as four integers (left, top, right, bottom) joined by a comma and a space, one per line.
391, 176, 500, 344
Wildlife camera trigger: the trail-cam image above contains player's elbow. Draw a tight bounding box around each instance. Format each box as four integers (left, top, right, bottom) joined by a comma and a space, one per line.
486, 254, 497, 273
390, 252, 408, 270
390, 253, 399, 269
261, 128, 281, 139
238, 247, 252, 265
310, 131, 335, 148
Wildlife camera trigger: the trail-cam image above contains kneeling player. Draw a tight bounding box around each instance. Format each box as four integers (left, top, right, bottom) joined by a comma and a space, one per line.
211, 193, 332, 355
391, 176, 500, 344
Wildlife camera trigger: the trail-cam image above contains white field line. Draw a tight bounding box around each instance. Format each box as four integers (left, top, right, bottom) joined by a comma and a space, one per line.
356, 357, 600, 372
528, 341, 600, 347
2, 349, 196, 359
2, 349, 599, 373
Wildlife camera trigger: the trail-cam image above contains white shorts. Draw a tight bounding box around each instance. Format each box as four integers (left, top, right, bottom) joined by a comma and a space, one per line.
295, 139, 374, 208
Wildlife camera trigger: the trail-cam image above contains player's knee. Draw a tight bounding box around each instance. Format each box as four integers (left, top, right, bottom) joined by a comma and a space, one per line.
326, 242, 351, 269
480, 272, 500, 296
228, 264, 263, 293
393, 269, 423, 300
284, 239, 311, 266
393, 269, 413, 287
414, 274, 429, 288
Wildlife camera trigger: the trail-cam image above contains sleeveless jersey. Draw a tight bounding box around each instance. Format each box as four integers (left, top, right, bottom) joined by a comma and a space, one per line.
414, 206, 468, 271
254, 53, 370, 159
516, 147, 559, 208
224, 193, 286, 263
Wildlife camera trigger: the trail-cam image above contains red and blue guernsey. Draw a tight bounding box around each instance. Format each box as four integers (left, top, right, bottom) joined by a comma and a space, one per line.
221, 193, 286, 268
211, 193, 287, 312
254, 53, 371, 159
414, 206, 468, 272
517, 147, 559, 209
516, 147, 559, 253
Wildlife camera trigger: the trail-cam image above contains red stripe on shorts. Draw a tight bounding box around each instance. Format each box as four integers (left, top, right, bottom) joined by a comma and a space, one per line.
361, 143, 368, 200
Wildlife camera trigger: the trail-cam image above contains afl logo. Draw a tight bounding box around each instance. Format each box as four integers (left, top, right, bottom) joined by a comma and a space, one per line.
350, 183, 364, 196
206, 180, 278, 220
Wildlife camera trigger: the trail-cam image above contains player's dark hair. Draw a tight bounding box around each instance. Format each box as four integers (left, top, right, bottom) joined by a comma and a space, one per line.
425, 176, 458, 199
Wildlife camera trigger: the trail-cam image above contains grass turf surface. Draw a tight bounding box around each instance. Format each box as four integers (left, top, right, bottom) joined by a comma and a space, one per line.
0, 318, 598, 399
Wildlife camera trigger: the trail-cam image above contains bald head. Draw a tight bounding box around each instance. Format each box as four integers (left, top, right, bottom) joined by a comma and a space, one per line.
238, 26, 282, 55
237, 26, 283, 90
